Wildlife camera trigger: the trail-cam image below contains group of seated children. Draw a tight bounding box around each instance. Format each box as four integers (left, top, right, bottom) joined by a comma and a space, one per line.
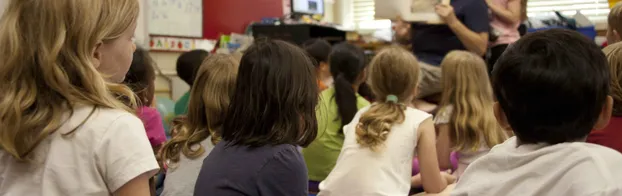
2, 0, 622, 195
152, 28, 622, 196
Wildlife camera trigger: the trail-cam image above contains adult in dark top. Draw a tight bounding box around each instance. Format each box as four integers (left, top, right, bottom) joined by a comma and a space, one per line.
401, 0, 490, 99
194, 39, 319, 196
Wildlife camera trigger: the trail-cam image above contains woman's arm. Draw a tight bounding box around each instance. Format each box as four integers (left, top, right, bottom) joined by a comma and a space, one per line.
435, 124, 454, 170
417, 118, 448, 193
435, 4, 489, 56
487, 0, 522, 24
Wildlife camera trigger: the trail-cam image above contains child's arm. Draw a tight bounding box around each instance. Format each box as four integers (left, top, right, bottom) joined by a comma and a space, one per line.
417, 118, 448, 193
412, 171, 456, 187
436, 124, 454, 170
486, 0, 522, 24
114, 173, 153, 196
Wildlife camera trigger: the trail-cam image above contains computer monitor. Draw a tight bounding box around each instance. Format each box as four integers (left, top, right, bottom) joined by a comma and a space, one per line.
292, 0, 324, 16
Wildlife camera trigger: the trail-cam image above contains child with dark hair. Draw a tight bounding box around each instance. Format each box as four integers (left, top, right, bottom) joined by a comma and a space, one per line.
124, 47, 168, 150
174, 50, 209, 116
303, 39, 333, 91
302, 43, 371, 192
451, 29, 622, 195
193, 39, 318, 196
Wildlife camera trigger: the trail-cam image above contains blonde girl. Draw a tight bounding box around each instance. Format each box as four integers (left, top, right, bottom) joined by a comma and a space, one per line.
159, 54, 238, 196
319, 47, 448, 195
0, 0, 159, 195
435, 51, 508, 178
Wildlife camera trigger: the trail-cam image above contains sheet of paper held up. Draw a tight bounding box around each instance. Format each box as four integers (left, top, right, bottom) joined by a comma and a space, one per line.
375, 0, 451, 24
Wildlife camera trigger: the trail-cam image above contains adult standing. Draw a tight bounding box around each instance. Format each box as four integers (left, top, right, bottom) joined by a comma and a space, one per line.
486, 0, 522, 72
397, 0, 490, 100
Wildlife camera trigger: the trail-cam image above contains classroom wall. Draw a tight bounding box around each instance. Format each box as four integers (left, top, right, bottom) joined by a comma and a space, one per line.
203, 0, 284, 39
152, 0, 339, 101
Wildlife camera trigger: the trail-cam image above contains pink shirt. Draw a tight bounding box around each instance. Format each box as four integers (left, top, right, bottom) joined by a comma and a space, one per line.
490, 0, 520, 46
137, 106, 167, 148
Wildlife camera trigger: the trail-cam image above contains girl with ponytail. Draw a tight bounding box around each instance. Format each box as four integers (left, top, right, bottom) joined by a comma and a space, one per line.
318, 47, 449, 195
302, 43, 371, 192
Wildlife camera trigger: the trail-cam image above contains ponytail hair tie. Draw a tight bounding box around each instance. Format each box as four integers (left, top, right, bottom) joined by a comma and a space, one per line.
386, 95, 398, 103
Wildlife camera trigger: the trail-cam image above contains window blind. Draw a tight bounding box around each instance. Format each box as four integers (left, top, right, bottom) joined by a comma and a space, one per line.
527, 0, 610, 24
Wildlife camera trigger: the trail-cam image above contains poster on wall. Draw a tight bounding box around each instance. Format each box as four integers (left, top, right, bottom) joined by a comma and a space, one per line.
375, 0, 450, 24
149, 36, 216, 52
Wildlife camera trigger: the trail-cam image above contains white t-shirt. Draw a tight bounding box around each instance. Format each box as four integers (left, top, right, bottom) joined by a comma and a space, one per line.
318, 105, 431, 196
451, 137, 622, 196
162, 137, 215, 196
0, 106, 160, 196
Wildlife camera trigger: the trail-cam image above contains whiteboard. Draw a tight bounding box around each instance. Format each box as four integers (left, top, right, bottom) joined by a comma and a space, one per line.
148, 0, 203, 37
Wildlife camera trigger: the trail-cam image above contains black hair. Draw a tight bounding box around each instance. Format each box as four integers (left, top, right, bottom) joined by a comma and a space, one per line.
176, 50, 209, 86
329, 42, 367, 131
492, 29, 610, 145
124, 47, 156, 107
221, 39, 318, 147
302, 39, 332, 67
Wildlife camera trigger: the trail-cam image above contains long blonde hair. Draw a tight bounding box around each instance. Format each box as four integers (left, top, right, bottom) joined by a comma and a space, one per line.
603, 42, 622, 116
0, 0, 139, 161
159, 54, 239, 165
356, 46, 420, 151
440, 51, 506, 152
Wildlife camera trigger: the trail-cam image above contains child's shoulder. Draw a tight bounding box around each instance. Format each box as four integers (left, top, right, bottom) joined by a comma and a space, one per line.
63, 106, 143, 135
405, 106, 432, 120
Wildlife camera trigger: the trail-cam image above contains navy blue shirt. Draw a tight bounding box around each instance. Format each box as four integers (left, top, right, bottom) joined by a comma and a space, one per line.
194, 141, 308, 196
411, 0, 489, 65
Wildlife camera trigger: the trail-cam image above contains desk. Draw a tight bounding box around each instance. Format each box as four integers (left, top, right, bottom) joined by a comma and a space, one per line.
252, 24, 347, 45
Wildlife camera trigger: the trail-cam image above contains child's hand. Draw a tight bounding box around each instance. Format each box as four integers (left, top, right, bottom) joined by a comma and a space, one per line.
441, 170, 456, 184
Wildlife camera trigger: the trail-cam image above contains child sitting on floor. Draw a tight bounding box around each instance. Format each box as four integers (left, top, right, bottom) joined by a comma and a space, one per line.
303, 39, 333, 91
124, 47, 168, 151
318, 46, 449, 195
174, 50, 208, 116
451, 29, 622, 196
435, 51, 507, 178
159, 54, 239, 196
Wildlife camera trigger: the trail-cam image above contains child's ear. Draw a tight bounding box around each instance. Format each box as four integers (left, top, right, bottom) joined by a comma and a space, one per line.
319, 62, 329, 72
493, 102, 512, 131
615, 29, 622, 43
92, 42, 103, 68
594, 96, 614, 130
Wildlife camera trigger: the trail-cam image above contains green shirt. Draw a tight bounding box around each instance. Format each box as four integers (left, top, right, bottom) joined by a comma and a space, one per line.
174, 91, 191, 116
303, 87, 371, 181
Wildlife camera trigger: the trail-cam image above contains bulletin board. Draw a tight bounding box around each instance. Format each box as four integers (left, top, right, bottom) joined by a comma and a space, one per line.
148, 0, 203, 37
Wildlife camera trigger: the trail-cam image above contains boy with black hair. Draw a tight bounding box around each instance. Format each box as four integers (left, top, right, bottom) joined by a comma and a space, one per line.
302, 39, 332, 91
451, 29, 622, 196
174, 50, 208, 116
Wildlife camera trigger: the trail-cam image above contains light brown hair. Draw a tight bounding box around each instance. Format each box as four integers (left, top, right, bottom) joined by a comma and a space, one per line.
609, 3, 622, 38
159, 54, 239, 165
0, 0, 139, 161
603, 42, 622, 116
440, 51, 507, 152
355, 46, 420, 151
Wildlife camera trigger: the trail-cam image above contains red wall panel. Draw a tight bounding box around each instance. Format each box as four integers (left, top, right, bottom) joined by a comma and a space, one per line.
203, 0, 284, 39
